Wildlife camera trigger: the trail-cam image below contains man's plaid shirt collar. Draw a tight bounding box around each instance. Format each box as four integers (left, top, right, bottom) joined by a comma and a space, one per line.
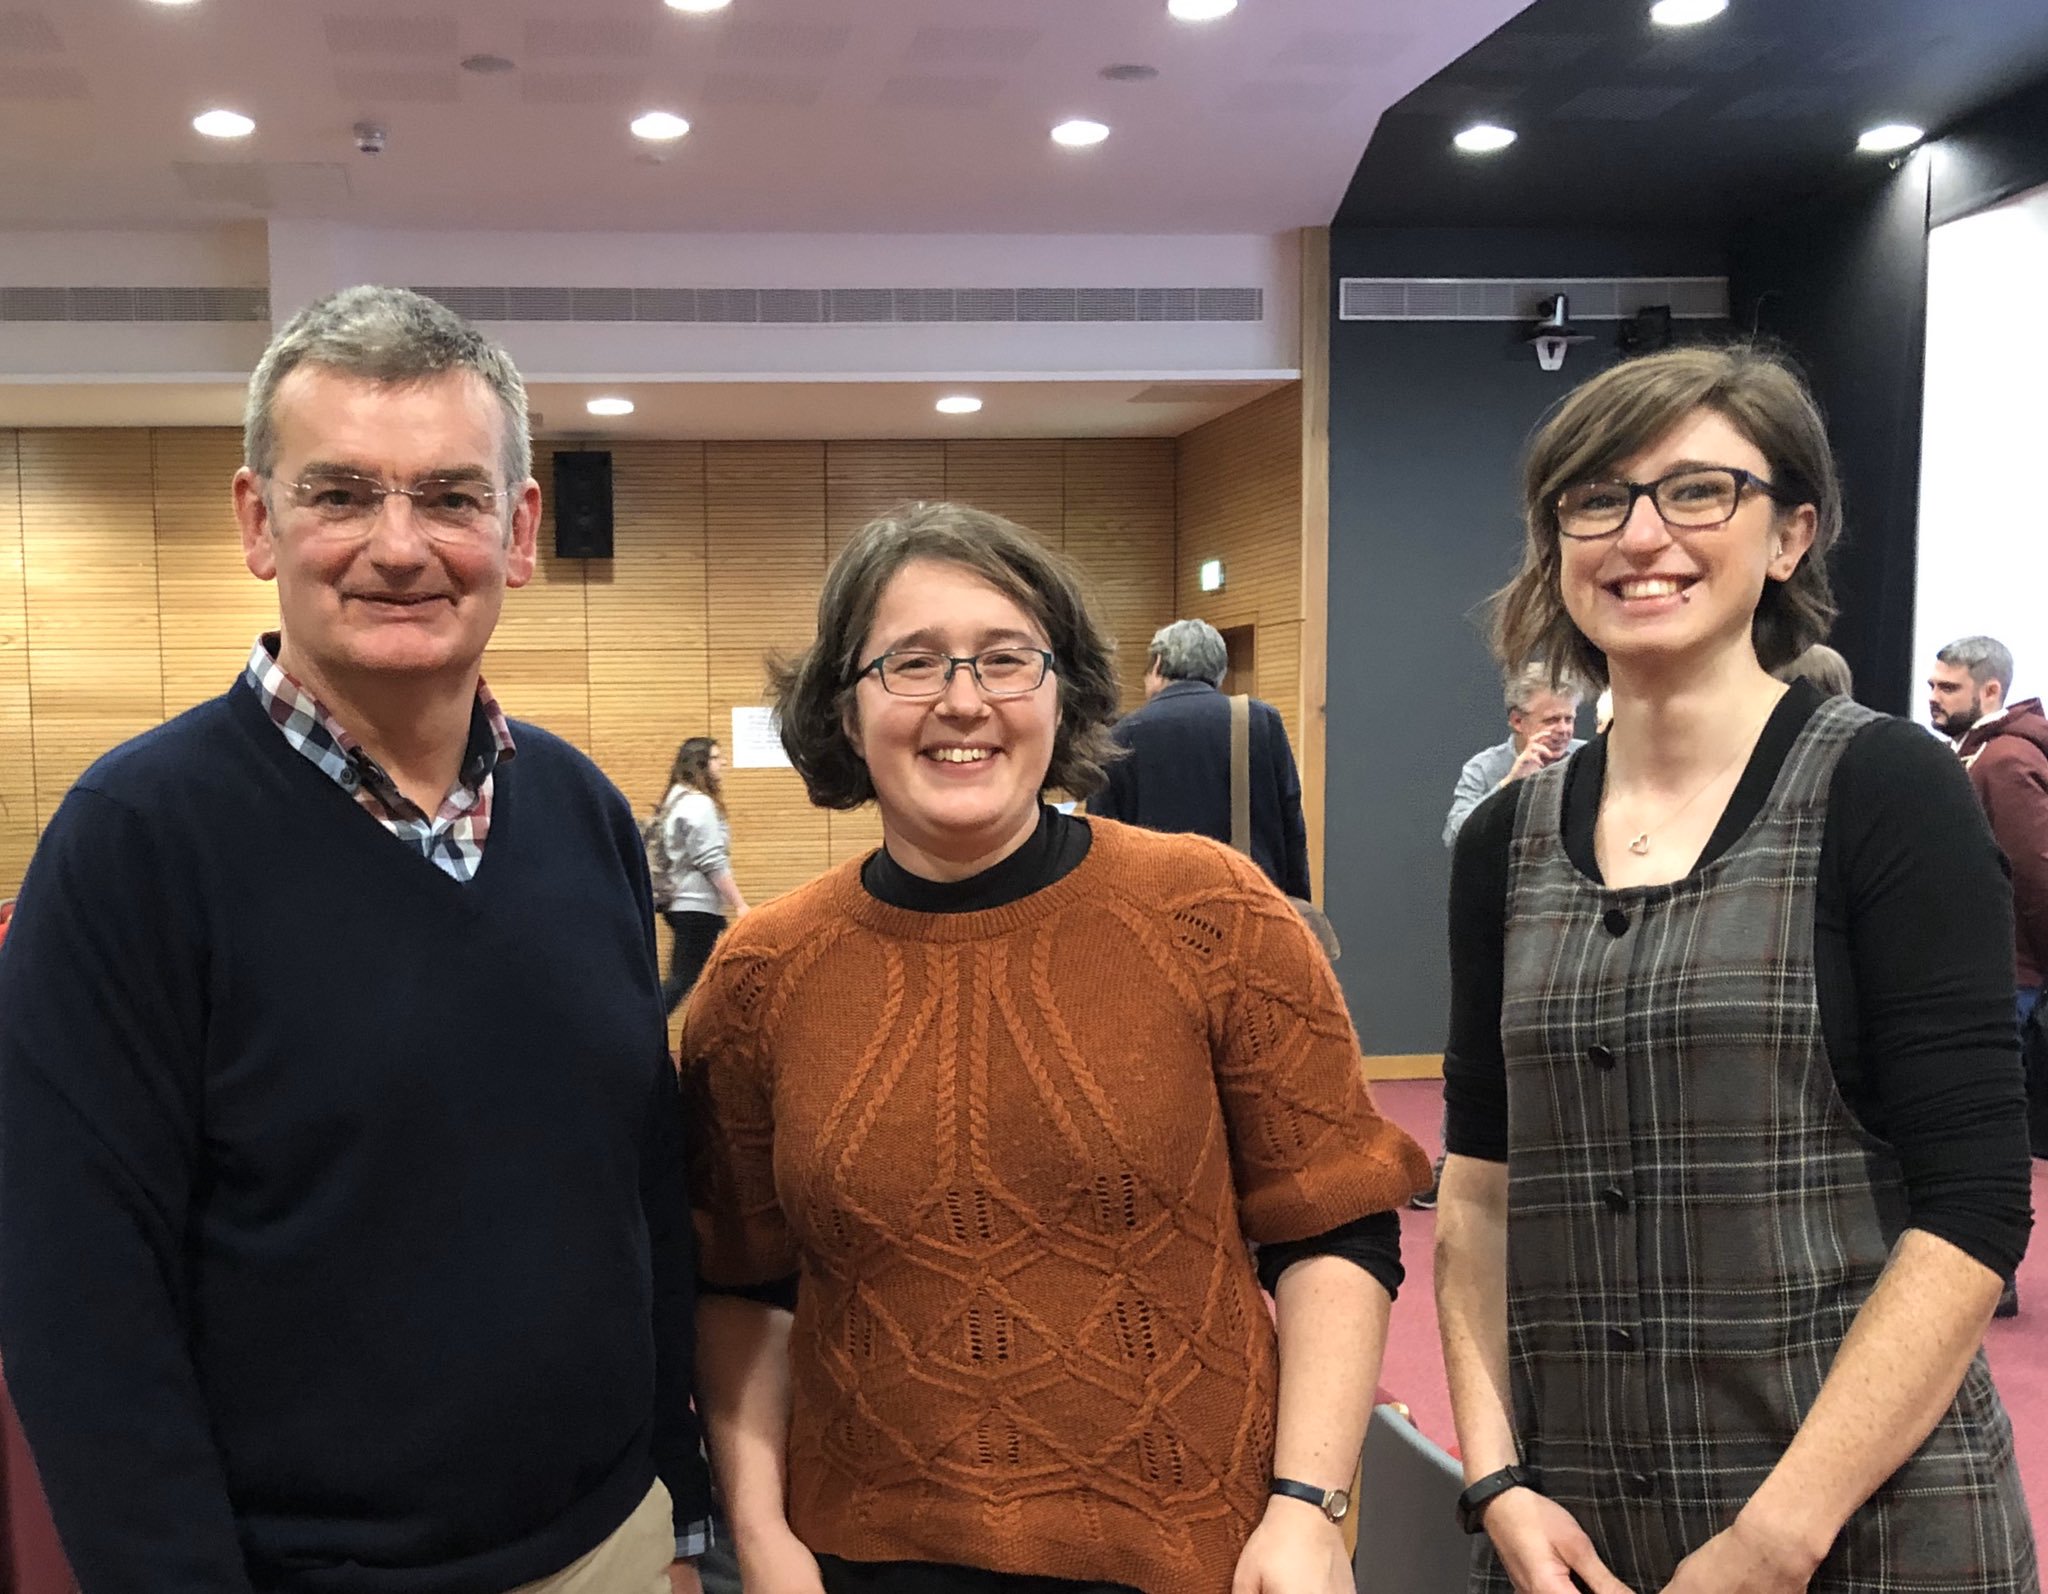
241, 634, 516, 880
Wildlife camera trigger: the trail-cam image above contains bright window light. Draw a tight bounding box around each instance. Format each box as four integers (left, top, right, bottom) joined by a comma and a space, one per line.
1649, 0, 1728, 26
1858, 123, 1925, 154
936, 396, 983, 415
1198, 559, 1225, 593
630, 111, 691, 142
192, 109, 254, 138
585, 397, 635, 417
1453, 123, 1517, 155
1051, 119, 1110, 148
1168, 0, 1238, 20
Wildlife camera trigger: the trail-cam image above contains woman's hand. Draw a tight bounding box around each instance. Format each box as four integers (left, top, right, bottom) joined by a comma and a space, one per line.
1481, 1487, 1634, 1594
1658, 1508, 1821, 1593
667, 1559, 703, 1593
733, 1519, 825, 1594
1230, 1497, 1351, 1594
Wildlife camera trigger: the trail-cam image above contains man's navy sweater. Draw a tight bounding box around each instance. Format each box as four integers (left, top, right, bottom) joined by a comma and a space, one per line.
0, 681, 709, 1593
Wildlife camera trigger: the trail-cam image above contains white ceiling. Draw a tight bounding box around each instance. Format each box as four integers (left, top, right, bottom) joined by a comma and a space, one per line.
0, 376, 1286, 439
0, 0, 1530, 234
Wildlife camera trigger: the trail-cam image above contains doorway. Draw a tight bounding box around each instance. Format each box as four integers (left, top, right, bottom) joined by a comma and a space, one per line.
1219, 624, 1256, 698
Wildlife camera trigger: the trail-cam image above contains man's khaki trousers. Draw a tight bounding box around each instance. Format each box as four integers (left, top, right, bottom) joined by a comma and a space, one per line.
505, 1481, 674, 1594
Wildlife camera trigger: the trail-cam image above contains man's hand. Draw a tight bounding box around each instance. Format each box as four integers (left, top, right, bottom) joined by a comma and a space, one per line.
1659, 1508, 1823, 1594
733, 1520, 826, 1594
668, 1559, 704, 1593
1230, 1496, 1350, 1594
1481, 1488, 1634, 1594
1502, 730, 1572, 786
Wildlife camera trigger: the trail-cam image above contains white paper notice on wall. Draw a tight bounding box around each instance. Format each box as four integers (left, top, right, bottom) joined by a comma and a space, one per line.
730, 706, 793, 769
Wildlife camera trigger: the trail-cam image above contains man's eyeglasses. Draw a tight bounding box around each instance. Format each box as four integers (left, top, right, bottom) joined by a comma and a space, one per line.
859, 647, 1054, 698
1555, 466, 1787, 540
273, 472, 506, 542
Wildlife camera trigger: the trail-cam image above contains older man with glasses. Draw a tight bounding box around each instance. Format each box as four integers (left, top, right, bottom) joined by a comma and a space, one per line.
0, 287, 711, 1594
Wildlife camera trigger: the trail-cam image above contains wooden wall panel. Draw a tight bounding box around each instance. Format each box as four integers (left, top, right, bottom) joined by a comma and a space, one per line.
1063, 440, 1177, 712
707, 443, 825, 653
154, 430, 275, 714
0, 434, 34, 895
19, 432, 164, 825
943, 441, 1065, 544
827, 441, 944, 559
1173, 386, 1305, 744
706, 646, 827, 902
1, 427, 1182, 905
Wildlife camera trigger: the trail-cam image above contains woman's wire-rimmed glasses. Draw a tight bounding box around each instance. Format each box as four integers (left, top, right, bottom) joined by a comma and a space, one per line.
858, 647, 1054, 698
1555, 466, 1788, 540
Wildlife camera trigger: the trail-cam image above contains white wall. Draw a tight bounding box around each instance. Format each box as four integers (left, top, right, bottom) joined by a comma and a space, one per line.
1915, 182, 2048, 703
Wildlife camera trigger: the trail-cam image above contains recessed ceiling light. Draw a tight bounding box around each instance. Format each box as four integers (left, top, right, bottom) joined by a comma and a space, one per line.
630, 111, 691, 141
586, 397, 635, 417
665, 0, 732, 10
1051, 119, 1110, 147
1857, 123, 1924, 154
192, 109, 255, 138
1649, 0, 1728, 26
145, 0, 201, 7
936, 396, 983, 415
1453, 122, 1516, 154
1168, 0, 1238, 19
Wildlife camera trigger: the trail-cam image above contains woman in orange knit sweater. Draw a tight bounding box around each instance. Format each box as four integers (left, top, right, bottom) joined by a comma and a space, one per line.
681, 502, 1428, 1594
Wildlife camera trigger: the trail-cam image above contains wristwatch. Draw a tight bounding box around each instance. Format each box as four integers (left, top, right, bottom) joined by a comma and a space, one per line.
1270, 1476, 1350, 1524
1456, 1464, 1535, 1534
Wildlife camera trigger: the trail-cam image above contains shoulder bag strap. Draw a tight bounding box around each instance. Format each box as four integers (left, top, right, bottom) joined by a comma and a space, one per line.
1229, 693, 1252, 857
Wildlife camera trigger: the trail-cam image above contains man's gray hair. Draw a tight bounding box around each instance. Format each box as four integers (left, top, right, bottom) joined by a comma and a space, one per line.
1505, 660, 1582, 714
244, 285, 531, 488
1148, 619, 1229, 686
1937, 635, 2015, 693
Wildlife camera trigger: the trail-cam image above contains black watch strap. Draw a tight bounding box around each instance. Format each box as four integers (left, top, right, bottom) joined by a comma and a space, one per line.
1456, 1464, 1534, 1533
1270, 1476, 1350, 1523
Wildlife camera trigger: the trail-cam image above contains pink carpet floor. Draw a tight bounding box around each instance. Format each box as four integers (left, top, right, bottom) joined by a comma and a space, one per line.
1369, 1077, 2048, 1530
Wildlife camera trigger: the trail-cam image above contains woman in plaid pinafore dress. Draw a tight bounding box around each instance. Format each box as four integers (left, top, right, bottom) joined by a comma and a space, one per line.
1435, 347, 2036, 1593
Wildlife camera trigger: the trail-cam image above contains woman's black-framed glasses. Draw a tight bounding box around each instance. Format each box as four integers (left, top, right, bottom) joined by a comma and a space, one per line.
1555, 466, 1786, 540
859, 647, 1055, 698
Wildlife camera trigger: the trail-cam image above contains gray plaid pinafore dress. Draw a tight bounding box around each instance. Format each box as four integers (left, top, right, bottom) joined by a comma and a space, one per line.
1475, 695, 2037, 1592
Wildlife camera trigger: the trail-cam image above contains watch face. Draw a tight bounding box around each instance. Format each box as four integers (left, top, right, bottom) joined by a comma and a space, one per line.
1326, 1490, 1351, 1522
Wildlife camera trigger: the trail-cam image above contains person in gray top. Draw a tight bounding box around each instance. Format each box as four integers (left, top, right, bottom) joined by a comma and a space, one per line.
1442, 663, 1584, 847
650, 736, 749, 1015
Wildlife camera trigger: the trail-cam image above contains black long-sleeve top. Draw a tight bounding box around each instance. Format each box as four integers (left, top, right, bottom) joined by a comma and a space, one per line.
1444, 681, 2034, 1279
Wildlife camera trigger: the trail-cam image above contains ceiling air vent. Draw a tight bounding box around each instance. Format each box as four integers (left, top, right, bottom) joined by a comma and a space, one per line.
0, 286, 270, 323
408, 284, 1264, 325
1339, 276, 1727, 322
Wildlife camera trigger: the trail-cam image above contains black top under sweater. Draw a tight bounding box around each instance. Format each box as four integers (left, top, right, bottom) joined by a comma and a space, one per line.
1444, 681, 2034, 1278
859, 806, 1404, 1301
0, 682, 710, 1593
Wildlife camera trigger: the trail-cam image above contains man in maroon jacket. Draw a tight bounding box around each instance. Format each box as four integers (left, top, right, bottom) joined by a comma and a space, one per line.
1931, 636, 2048, 1308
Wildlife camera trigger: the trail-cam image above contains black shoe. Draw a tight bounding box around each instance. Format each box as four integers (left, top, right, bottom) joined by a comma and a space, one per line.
1409, 1156, 1443, 1211
1996, 1281, 2019, 1318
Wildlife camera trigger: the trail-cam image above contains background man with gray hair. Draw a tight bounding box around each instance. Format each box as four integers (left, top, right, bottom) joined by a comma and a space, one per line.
1089, 617, 1311, 899
0, 286, 711, 1592
1441, 663, 1584, 847
1932, 634, 2048, 1026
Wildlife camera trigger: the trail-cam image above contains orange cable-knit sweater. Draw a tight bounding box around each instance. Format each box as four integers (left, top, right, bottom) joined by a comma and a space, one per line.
680, 819, 1429, 1594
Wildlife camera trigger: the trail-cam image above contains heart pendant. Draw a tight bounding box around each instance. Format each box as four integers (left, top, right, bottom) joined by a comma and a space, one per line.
1627, 833, 1651, 855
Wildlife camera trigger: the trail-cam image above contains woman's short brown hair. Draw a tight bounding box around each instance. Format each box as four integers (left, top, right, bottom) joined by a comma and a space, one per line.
1492, 344, 1841, 689
771, 501, 1123, 809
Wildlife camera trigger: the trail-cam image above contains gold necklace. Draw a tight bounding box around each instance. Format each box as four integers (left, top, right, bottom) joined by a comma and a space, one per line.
1611, 740, 1752, 857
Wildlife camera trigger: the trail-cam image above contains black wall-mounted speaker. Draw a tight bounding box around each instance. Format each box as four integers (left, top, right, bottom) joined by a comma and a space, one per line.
552, 450, 614, 559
